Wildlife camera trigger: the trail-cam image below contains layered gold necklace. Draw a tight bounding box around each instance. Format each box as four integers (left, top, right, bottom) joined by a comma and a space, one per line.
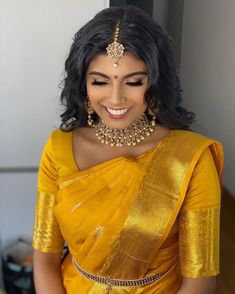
95, 113, 156, 147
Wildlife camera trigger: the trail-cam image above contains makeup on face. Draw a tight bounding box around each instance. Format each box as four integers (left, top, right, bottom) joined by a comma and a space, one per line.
88, 71, 148, 87
86, 53, 149, 129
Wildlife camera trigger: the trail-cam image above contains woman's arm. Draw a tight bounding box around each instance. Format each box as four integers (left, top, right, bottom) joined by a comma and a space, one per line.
178, 148, 222, 293
33, 249, 66, 294
177, 277, 216, 294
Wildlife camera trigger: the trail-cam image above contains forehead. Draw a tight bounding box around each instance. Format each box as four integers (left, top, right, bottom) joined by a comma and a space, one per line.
87, 52, 148, 75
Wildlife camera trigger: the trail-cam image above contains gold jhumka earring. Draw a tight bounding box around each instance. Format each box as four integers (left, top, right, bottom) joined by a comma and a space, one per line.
85, 98, 95, 127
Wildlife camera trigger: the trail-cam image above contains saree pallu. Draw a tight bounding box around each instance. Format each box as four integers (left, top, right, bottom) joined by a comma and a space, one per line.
33, 129, 223, 293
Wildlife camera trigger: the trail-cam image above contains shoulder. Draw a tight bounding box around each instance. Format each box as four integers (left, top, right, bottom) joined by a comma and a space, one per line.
45, 128, 78, 176
171, 129, 223, 155
50, 128, 72, 143
173, 129, 223, 150
172, 129, 218, 144
43, 128, 73, 163
171, 129, 223, 178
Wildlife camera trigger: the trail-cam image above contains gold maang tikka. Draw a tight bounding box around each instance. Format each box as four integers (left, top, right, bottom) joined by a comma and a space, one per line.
106, 21, 125, 67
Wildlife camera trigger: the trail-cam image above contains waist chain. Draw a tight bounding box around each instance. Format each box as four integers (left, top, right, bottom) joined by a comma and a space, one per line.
72, 257, 171, 293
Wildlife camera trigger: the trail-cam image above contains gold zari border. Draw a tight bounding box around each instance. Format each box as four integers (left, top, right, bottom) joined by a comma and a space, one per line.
33, 191, 64, 252
179, 207, 220, 277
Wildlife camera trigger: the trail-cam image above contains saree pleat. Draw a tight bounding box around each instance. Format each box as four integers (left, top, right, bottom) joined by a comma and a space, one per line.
33, 129, 223, 293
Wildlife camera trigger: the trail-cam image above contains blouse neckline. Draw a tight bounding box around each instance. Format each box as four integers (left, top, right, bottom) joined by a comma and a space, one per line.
69, 129, 176, 173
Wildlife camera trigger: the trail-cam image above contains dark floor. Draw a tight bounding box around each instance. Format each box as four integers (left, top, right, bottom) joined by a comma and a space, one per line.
216, 188, 235, 293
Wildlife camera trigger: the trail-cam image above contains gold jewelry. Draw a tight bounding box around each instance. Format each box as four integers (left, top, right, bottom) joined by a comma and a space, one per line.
72, 256, 171, 293
106, 21, 125, 67
85, 98, 95, 127
95, 112, 156, 147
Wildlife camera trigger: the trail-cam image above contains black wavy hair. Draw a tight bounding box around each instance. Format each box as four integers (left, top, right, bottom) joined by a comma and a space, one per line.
60, 5, 195, 131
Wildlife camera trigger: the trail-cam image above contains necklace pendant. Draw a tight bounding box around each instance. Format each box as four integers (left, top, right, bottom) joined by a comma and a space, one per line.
106, 276, 113, 293
106, 285, 112, 294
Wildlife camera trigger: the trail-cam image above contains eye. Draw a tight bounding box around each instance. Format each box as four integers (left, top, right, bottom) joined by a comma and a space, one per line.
91, 80, 108, 86
126, 80, 143, 87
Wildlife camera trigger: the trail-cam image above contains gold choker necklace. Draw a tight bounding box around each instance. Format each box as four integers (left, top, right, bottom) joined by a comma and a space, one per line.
95, 113, 156, 147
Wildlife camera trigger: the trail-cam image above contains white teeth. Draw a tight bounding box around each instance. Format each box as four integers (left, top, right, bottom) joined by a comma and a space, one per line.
106, 107, 129, 115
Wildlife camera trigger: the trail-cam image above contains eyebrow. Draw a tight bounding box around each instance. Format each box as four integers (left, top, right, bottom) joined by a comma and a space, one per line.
88, 71, 148, 79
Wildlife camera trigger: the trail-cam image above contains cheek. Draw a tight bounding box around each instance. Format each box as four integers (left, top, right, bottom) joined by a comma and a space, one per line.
86, 85, 107, 102
123, 87, 147, 104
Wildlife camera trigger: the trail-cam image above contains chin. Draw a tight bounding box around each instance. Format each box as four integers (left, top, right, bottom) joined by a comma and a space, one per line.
101, 119, 135, 130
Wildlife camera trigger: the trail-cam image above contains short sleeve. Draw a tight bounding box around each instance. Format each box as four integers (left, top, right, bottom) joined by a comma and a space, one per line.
32, 133, 64, 253
179, 147, 222, 278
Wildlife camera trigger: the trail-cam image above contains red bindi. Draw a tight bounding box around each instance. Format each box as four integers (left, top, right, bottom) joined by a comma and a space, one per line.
114, 75, 118, 79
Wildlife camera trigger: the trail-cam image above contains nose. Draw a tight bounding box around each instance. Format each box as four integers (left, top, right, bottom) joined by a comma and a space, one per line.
109, 84, 124, 106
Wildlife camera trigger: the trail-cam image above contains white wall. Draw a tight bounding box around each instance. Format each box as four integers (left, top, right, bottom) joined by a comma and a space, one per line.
0, 0, 109, 168
180, 0, 235, 195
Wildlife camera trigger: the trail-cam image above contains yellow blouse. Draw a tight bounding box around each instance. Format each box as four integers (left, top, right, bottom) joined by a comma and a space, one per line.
33, 129, 223, 293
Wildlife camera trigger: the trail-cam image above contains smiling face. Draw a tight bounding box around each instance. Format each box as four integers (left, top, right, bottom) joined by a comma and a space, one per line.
86, 52, 149, 129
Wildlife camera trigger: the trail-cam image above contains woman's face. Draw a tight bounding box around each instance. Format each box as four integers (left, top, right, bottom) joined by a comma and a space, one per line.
86, 52, 149, 129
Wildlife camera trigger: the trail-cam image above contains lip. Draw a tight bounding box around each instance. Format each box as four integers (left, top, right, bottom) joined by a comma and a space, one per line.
103, 106, 131, 119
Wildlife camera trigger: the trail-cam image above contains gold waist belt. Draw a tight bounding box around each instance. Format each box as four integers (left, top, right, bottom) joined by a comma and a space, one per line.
72, 257, 171, 293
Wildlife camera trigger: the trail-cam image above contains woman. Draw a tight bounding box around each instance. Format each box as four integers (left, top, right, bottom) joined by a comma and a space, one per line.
32, 6, 223, 294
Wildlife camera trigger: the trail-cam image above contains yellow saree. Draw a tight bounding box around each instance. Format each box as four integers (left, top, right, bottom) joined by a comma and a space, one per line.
33, 129, 223, 293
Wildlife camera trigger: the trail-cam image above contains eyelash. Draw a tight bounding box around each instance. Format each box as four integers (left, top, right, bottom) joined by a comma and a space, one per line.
91, 80, 143, 87
127, 81, 143, 87
91, 81, 107, 86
